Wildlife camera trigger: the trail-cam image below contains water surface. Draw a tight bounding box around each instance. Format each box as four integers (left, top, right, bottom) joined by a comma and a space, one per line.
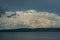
0, 32, 60, 40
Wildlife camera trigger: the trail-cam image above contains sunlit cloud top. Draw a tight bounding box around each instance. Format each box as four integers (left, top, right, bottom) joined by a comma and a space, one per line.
0, 9, 60, 30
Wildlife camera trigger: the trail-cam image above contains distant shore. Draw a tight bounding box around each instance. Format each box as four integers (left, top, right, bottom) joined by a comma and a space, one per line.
0, 28, 60, 32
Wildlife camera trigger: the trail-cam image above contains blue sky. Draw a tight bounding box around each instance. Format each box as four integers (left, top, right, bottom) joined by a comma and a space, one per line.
0, 0, 60, 13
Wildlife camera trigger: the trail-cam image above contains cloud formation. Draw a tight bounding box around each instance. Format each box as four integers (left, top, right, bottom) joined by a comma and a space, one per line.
0, 10, 60, 29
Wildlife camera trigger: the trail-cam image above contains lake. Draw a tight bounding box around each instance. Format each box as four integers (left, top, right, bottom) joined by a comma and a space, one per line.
0, 32, 60, 40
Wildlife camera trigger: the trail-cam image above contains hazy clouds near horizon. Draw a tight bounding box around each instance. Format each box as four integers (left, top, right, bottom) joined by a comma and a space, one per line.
0, 10, 60, 29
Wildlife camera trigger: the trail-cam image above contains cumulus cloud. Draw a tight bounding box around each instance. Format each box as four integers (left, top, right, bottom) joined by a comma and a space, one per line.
0, 9, 60, 29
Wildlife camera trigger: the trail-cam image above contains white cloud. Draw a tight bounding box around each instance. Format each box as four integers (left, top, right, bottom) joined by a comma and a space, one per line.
0, 9, 60, 29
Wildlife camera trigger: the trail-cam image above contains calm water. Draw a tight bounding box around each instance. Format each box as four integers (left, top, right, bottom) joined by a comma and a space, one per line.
0, 32, 60, 40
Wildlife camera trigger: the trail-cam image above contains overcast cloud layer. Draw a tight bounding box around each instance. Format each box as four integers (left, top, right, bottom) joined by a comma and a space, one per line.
0, 10, 60, 30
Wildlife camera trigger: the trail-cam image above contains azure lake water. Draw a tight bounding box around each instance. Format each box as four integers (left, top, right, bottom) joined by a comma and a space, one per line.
0, 32, 60, 40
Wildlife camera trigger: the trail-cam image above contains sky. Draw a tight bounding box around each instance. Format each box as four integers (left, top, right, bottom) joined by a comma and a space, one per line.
0, 0, 60, 29
0, 0, 60, 12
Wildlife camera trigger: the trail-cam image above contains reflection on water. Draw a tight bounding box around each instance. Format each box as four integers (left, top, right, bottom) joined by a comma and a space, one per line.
0, 32, 60, 40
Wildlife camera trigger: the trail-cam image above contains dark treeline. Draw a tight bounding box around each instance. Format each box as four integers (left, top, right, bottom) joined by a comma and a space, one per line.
0, 28, 60, 32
